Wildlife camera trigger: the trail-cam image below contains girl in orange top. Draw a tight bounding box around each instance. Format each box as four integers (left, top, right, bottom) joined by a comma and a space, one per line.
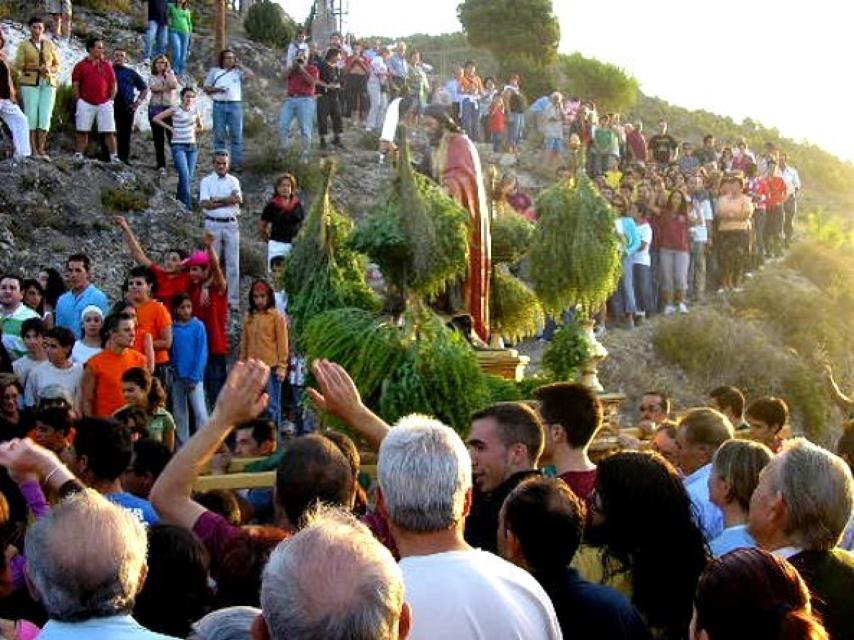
239, 280, 288, 432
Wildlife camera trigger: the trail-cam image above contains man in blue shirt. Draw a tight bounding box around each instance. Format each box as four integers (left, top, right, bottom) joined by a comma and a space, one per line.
676, 407, 734, 541
500, 476, 653, 640
55, 254, 109, 339
112, 48, 149, 164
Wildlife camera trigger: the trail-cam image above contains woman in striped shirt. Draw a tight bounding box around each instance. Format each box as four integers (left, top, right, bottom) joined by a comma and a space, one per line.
153, 87, 203, 210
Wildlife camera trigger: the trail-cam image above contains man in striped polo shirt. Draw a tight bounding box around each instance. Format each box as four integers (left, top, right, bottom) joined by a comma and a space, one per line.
0, 274, 40, 361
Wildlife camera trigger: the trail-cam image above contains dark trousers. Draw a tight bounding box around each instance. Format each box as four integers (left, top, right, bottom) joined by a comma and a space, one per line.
343, 73, 368, 119
783, 196, 798, 245
204, 354, 228, 411
317, 91, 342, 138
148, 105, 172, 169
115, 104, 135, 163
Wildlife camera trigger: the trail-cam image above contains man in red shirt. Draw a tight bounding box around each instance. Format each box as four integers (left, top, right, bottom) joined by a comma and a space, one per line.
280, 44, 319, 156
535, 382, 601, 504
186, 235, 229, 409
71, 36, 118, 162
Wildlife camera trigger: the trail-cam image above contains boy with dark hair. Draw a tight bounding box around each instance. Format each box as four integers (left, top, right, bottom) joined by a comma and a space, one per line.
499, 477, 651, 640
72, 417, 160, 525
32, 406, 73, 456
709, 385, 748, 430
12, 317, 47, 389
121, 438, 172, 499
745, 396, 788, 452
534, 382, 602, 502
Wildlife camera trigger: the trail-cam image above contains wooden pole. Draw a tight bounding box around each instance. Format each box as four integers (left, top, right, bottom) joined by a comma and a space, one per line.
214, 0, 227, 61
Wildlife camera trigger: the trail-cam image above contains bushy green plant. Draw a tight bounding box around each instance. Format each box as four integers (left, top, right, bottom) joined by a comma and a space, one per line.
101, 187, 149, 212
244, 0, 295, 49
541, 319, 591, 381
530, 173, 622, 316
350, 135, 470, 300
558, 53, 640, 114
490, 266, 544, 342
491, 212, 534, 264
285, 161, 378, 339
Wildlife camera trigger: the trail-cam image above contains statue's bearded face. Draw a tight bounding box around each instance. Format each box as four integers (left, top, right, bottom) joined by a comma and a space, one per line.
423, 116, 444, 146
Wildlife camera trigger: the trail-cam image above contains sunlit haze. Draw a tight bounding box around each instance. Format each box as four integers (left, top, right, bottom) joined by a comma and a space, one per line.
278, 0, 854, 161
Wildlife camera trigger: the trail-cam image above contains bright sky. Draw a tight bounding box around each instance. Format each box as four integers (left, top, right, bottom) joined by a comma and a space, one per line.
279, 0, 854, 162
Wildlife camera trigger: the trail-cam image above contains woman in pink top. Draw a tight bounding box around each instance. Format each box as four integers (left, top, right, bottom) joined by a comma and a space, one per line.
655, 190, 691, 315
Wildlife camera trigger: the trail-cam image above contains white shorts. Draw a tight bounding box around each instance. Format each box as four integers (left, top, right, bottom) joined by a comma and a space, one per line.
75, 98, 116, 133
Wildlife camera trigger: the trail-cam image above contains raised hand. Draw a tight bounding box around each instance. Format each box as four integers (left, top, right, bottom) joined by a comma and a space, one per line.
211, 359, 271, 427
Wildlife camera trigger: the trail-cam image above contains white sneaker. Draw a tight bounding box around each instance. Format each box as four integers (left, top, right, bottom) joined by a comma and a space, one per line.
663, 305, 676, 316
110, 154, 121, 164
73, 151, 84, 161
678, 302, 689, 314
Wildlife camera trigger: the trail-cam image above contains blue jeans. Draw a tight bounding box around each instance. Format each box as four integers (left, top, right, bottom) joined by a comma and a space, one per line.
205, 354, 228, 411
460, 99, 480, 141
266, 374, 282, 430
169, 30, 191, 74
172, 379, 209, 445
611, 254, 637, 316
212, 101, 244, 166
508, 112, 524, 146
633, 263, 654, 314
171, 143, 198, 210
145, 20, 168, 60
280, 97, 315, 150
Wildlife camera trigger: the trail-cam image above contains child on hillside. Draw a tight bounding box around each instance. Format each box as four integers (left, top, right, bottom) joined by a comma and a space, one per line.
489, 93, 506, 153
118, 367, 176, 451
170, 293, 208, 445
239, 280, 289, 432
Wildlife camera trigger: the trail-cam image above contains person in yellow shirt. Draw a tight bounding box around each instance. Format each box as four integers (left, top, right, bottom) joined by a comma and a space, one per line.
14, 16, 61, 158
239, 279, 288, 434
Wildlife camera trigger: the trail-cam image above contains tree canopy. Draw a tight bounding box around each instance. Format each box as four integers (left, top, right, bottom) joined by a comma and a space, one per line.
558, 53, 640, 114
457, 0, 560, 65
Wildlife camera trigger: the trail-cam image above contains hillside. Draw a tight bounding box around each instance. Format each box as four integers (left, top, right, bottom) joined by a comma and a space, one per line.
0, 6, 851, 440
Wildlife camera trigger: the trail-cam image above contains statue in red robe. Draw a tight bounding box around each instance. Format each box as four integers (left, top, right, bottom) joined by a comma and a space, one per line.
422, 105, 492, 342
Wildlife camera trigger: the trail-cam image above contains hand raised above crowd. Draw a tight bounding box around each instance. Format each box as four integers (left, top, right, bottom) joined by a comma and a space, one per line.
209, 359, 271, 428
0, 438, 74, 487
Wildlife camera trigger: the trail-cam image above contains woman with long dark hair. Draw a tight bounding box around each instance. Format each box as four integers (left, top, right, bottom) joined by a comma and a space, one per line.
691, 547, 828, 640
655, 190, 691, 315
574, 451, 709, 639
37, 267, 66, 325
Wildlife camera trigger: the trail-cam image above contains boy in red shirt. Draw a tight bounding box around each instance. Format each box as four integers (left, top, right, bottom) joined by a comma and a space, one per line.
764, 159, 788, 258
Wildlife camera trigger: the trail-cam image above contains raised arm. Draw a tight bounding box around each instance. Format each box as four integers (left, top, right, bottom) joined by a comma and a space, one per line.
203, 232, 228, 293
307, 359, 391, 451
115, 216, 154, 268
150, 360, 270, 529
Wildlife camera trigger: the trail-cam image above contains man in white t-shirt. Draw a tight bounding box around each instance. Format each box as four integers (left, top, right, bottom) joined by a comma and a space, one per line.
199, 150, 243, 310
377, 415, 562, 640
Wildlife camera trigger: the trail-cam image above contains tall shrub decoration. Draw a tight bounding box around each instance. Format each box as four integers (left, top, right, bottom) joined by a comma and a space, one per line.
530, 172, 622, 316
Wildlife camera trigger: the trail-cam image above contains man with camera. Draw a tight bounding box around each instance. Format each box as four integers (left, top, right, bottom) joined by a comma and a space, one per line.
280, 43, 320, 156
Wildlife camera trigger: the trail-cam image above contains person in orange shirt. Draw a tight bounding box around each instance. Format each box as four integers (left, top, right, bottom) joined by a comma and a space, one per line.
127, 266, 173, 388
239, 279, 288, 434
81, 313, 151, 417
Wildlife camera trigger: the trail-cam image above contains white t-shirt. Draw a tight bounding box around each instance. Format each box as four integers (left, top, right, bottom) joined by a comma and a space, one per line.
369, 56, 387, 84
13, 356, 46, 390
200, 172, 242, 219
688, 197, 714, 243
204, 66, 244, 102
400, 549, 562, 640
24, 361, 84, 410
633, 221, 653, 267
72, 340, 102, 365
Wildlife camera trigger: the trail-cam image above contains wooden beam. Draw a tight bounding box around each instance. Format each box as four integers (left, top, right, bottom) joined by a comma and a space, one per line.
194, 471, 276, 491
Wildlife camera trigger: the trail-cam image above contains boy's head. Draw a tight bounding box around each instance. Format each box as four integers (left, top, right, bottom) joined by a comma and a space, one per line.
746, 397, 788, 448
33, 407, 73, 453
21, 317, 46, 356
534, 382, 603, 461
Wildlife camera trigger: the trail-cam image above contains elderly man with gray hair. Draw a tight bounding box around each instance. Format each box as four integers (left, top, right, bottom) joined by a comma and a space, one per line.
24, 488, 178, 639
748, 437, 854, 640
253, 506, 410, 640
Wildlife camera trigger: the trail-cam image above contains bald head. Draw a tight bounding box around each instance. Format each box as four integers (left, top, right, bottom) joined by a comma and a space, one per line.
25, 489, 148, 621
260, 507, 408, 640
